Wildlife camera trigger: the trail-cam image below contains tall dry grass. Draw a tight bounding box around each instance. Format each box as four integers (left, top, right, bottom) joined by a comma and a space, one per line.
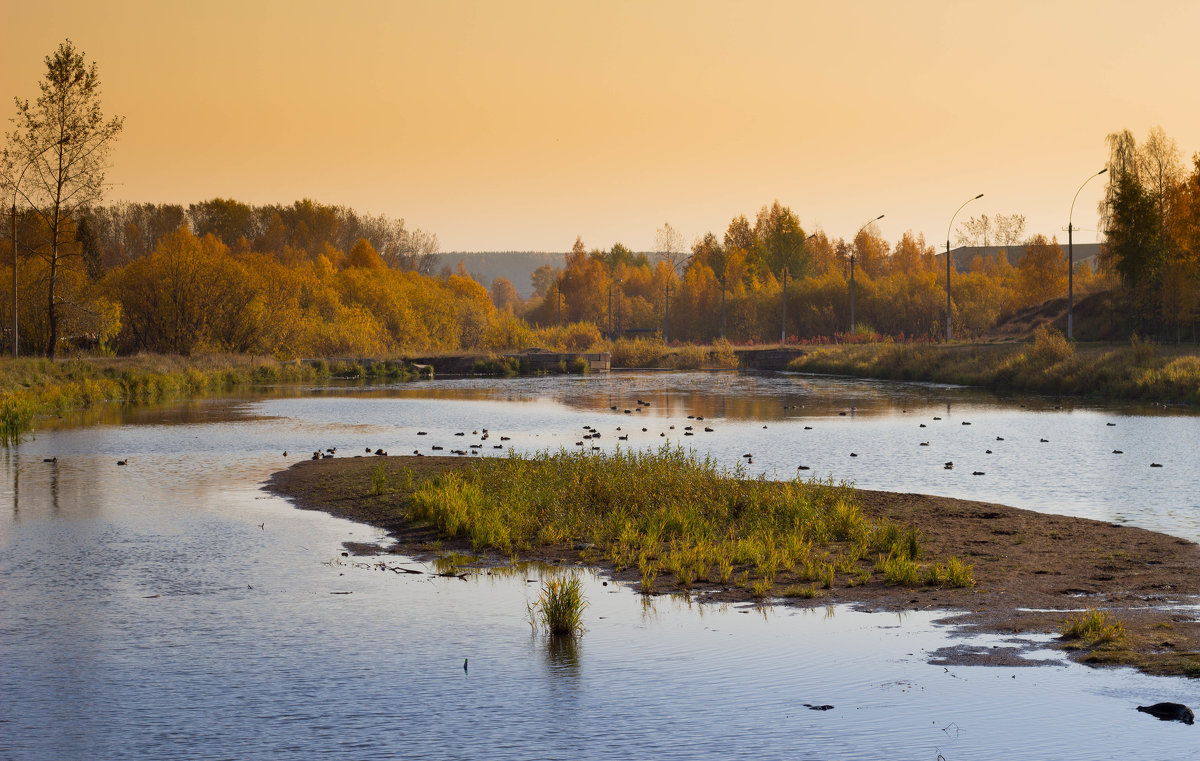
789, 331, 1200, 404
0, 354, 425, 444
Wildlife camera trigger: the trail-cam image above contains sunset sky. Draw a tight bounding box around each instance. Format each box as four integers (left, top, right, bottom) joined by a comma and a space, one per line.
2, 0, 1196, 253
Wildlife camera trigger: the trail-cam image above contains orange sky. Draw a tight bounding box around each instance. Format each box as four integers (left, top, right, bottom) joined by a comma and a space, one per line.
2, 0, 1196, 253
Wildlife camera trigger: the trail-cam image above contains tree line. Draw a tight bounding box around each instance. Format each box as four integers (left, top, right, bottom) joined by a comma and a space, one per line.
3, 189, 1113, 358
511, 203, 1109, 344
4, 41, 1194, 360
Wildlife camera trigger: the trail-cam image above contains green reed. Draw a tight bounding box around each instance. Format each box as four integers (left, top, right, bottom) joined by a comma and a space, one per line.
1061, 608, 1126, 646
408, 446, 962, 592
528, 576, 588, 636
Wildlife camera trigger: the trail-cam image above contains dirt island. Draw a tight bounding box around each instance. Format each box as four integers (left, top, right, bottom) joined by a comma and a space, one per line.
269, 454, 1200, 678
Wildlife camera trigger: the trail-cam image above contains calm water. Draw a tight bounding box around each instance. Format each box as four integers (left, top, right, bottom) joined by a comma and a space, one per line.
2, 372, 1198, 760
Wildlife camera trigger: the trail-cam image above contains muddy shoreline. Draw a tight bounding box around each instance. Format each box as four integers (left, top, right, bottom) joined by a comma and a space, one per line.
267, 455, 1200, 678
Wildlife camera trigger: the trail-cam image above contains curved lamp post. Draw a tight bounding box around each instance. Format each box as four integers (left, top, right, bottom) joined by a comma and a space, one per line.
616, 278, 623, 333
945, 193, 984, 341
849, 214, 885, 333
1068, 168, 1107, 340
608, 277, 623, 337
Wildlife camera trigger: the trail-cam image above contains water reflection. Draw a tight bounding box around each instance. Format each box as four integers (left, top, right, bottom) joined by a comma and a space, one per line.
543, 634, 582, 678
355, 371, 1193, 423
3, 375, 1200, 760
5, 447, 18, 521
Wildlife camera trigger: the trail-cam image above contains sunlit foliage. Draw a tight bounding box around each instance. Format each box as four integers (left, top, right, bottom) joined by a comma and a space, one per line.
8, 125, 1200, 359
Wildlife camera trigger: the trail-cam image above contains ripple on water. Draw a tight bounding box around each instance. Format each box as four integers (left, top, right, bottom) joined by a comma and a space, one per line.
2, 376, 1199, 760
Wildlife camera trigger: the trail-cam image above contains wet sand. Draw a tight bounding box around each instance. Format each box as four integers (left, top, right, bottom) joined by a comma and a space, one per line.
268, 455, 1200, 678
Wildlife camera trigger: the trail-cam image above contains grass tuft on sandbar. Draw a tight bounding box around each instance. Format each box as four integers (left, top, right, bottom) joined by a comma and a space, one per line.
408, 446, 972, 593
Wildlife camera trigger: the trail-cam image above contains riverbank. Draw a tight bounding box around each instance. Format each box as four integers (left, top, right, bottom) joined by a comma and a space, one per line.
788, 330, 1200, 405
269, 454, 1200, 679
0, 354, 427, 444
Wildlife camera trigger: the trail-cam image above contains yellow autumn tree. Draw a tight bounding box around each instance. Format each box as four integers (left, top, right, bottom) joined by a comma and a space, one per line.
1012, 234, 1067, 310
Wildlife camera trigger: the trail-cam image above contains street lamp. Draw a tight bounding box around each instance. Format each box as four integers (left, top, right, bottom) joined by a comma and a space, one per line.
1068, 168, 1107, 340
616, 277, 623, 334
849, 214, 885, 334
607, 279, 613, 337
780, 232, 818, 344
945, 193, 984, 341
608, 277, 623, 338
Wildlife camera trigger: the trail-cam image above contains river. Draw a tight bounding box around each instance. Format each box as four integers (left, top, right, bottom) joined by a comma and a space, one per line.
1, 372, 1197, 759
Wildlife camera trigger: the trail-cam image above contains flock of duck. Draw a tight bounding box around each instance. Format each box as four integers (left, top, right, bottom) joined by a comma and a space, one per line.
280, 400, 1166, 475
34, 399, 1166, 475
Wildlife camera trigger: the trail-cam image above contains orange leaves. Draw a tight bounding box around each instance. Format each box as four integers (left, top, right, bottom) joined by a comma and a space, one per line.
1012, 234, 1067, 311
344, 238, 385, 270
101, 226, 509, 357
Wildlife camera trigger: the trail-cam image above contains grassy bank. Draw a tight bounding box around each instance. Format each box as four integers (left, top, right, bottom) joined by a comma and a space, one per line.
404, 447, 972, 596
0, 354, 427, 445
788, 327, 1200, 404
471, 338, 743, 375
606, 337, 741, 370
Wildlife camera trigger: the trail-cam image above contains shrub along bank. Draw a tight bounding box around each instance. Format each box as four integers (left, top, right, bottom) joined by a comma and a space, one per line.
789, 327, 1200, 405
0, 354, 427, 445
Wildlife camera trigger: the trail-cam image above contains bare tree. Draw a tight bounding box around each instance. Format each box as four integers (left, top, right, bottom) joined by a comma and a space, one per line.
954, 213, 1025, 247
1139, 125, 1183, 219
654, 222, 687, 270
993, 214, 1026, 246
3, 40, 123, 356
954, 214, 991, 247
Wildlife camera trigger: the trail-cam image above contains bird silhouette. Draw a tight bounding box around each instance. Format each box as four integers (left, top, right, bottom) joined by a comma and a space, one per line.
1137, 702, 1193, 724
